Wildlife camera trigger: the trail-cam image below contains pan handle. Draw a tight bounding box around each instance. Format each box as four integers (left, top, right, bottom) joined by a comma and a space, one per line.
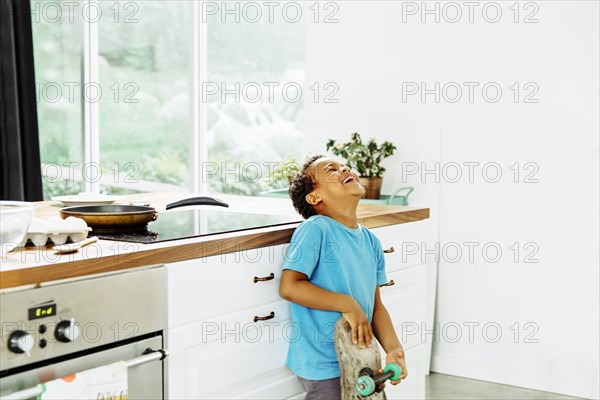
166, 196, 229, 210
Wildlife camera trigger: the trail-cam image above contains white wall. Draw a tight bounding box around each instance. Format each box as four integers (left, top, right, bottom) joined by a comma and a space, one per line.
302, 1, 599, 398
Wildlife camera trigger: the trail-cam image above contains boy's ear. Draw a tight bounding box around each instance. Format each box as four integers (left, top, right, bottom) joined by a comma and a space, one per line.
305, 192, 322, 205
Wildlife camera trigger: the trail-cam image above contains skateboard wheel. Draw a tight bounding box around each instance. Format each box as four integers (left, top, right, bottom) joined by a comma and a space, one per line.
384, 362, 402, 381
355, 375, 376, 396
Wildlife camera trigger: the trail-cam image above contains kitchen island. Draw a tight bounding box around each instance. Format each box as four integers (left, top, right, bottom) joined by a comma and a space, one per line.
0, 193, 429, 290
1, 193, 432, 400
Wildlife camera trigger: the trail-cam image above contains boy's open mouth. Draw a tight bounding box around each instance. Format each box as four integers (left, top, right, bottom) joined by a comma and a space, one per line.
342, 176, 357, 184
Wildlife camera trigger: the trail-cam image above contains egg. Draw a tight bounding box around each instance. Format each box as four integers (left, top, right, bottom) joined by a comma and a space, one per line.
27, 217, 48, 233
16, 216, 91, 248
46, 217, 65, 233
65, 217, 88, 231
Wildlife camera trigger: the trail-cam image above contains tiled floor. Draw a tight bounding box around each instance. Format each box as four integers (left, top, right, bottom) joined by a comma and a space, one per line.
426, 373, 583, 400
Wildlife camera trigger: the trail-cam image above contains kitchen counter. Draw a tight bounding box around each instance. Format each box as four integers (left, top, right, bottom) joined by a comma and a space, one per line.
0, 193, 429, 290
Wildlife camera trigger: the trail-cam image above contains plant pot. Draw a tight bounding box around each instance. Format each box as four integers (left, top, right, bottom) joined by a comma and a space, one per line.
358, 177, 383, 199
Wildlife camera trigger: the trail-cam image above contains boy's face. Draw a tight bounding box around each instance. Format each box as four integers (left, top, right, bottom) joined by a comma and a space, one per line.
305, 157, 365, 207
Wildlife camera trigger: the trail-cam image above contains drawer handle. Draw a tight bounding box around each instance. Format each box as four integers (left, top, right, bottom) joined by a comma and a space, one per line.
380, 279, 395, 287
253, 312, 275, 323
253, 273, 275, 283
383, 246, 395, 254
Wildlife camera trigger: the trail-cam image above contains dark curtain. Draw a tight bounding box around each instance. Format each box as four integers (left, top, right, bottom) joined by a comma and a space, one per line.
0, 0, 43, 201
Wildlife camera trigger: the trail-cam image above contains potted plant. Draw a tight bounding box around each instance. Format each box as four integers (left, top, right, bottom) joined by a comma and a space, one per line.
326, 132, 396, 199
263, 159, 301, 189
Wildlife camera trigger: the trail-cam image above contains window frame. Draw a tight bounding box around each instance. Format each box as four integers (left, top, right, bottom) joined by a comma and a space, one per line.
76, 0, 204, 194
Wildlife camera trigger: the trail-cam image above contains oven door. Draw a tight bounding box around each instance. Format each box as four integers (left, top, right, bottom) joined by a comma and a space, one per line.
0, 336, 166, 399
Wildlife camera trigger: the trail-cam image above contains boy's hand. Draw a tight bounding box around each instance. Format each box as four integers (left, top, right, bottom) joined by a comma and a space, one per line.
385, 347, 408, 384
342, 301, 373, 348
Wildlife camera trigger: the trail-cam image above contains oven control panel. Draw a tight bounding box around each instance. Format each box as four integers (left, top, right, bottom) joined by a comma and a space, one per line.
5, 317, 80, 355
3, 304, 83, 358
0, 266, 167, 371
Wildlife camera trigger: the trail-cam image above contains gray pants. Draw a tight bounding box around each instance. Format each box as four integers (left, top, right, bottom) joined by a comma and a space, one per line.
297, 376, 388, 400
298, 377, 341, 400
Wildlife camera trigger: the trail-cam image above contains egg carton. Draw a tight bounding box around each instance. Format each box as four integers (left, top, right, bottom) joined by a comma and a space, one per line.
19, 217, 92, 247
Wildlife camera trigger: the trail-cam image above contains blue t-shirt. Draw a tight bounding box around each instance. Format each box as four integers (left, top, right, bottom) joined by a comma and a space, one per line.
281, 215, 387, 380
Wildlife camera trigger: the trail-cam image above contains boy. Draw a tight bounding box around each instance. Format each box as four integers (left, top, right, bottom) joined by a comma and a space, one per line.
279, 154, 408, 399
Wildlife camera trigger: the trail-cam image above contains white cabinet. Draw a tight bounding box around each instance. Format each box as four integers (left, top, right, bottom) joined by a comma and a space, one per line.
379, 265, 427, 352
372, 219, 433, 400
168, 220, 431, 399
168, 301, 303, 399
373, 220, 429, 273
167, 246, 304, 399
374, 265, 427, 400
168, 245, 287, 328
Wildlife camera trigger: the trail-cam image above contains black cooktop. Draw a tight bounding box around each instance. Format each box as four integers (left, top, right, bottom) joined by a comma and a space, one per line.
94, 209, 302, 244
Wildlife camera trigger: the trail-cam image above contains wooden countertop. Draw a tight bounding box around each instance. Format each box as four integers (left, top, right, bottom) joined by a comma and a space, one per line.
0, 193, 429, 290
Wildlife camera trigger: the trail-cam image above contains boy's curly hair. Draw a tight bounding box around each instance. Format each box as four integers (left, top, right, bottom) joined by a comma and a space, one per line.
289, 154, 324, 219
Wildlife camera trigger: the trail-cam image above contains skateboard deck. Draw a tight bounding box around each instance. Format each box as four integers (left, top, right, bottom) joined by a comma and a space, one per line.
334, 317, 385, 399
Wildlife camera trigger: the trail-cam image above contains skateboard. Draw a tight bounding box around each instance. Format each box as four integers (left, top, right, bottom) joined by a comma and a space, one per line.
334, 317, 403, 399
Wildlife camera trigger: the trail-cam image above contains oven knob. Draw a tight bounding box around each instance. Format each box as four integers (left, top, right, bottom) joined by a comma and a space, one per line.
55, 318, 80, 343
8, 330, 34, 356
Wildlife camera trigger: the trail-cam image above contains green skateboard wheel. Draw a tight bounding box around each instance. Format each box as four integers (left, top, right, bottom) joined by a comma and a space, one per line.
355, 375, 376, 396
384, 362, 402, 381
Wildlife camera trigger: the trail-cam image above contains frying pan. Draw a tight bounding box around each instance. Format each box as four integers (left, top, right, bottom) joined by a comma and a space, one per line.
59, 196, 229, 232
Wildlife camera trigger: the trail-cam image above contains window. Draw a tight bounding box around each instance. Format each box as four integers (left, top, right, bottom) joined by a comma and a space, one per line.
206, 8, 305, 195
98, 1, 192, 194
32, 0, 306, 199
31, 0, 83, 198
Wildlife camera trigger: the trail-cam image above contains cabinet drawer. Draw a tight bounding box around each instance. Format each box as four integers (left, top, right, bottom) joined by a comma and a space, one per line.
238, 373, 304, 399
168, 245, 287, 327
372, 220, 429, 274
379, 264, 427, 351
168, 301, 296, 399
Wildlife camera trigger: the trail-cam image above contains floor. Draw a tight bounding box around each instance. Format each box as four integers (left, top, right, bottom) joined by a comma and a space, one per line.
426, 373, 583, 400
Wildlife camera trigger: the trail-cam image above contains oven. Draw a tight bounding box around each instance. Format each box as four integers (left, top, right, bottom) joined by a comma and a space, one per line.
0, 266, 168, 399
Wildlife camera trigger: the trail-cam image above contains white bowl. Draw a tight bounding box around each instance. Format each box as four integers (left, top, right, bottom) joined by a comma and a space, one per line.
0, 201, 38, 254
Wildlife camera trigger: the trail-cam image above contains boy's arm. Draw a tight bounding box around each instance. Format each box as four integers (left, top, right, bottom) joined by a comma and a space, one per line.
371, 286, 409, 383
280, 269, 374, 348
